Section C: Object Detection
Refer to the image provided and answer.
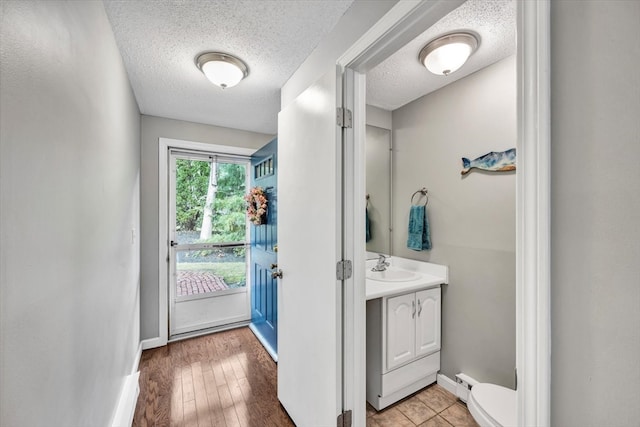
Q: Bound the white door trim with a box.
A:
[339,67,363,423]
[516,1,551,425]
[338,1,551,426]
[156,137,256,348]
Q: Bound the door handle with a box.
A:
[412,300,416,318]
[418,299,423,316]
[271,269,283,279]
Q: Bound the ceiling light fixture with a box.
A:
[196,52,249,89]
[419,32,479,76]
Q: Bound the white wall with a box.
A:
[281,0,398,108]
[550,1,640,425]
[1,1,141,425]
[366,104,392,130]
[139,115,272,340]
[391,56,516,387]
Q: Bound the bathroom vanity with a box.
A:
[365,257,448,410]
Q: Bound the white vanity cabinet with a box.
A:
[415,288,441,358]
[367,286,441,410]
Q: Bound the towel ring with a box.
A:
[411,188,429,206]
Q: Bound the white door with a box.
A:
[415,288,441,357]
[168,151,251,337]
[277,66,342,426]
[386,293,416,371]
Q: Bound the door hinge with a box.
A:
[336,260,353,280]
[337,409,352,427]
[336,107,353,128]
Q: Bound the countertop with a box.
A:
[366,271,444,300]
[364,257,447,300]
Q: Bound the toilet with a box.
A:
[467,383,516,427]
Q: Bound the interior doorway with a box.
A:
[337,1,551,425]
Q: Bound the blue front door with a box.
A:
[249,138,278,359]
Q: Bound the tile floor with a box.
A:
[367,384,479,427]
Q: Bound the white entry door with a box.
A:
[277,66,343,426]
[168,150,251,337]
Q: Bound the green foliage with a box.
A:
[175,159,247,242]
[211,194,245,242]
[175,159,210,231]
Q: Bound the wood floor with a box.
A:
[134,327,477,427]
[133,327,294,426]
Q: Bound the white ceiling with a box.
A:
[103,0,515,135]
[367,0,516,111]
[103,0,354,135]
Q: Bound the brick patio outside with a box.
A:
[177,270,229,296]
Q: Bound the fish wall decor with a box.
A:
[461,148,516,175]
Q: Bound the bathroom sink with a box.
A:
[366,267,418,282]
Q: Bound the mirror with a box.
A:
[365,124,392,254]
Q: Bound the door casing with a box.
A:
[156,138,257,347]
[168,150,251,338]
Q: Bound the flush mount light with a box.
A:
[196,52,248,89]
[419,32,479,76]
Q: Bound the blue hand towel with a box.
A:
[422,206,432,250]
[365,208,372,242]
[407,205,432,251]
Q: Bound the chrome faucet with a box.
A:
[371,254,390,272]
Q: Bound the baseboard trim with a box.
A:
[111,371,140,427]
[111,342,143,427]
[141,337,164,350]
[437,373,457,396]
[132,342,142,374]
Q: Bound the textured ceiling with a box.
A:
[367,0,516,112]
[103,0,515,134]
[103,0,354,134]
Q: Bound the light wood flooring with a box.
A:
[134,327,478,426]
[133,327,294,426]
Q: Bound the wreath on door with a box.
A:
[245,187,268,225]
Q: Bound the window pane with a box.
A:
[174,158,210,242]
[174,159,247,244]
[210,162,246,242]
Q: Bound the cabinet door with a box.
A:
[386,293,416,371]
[415,288,441,357]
